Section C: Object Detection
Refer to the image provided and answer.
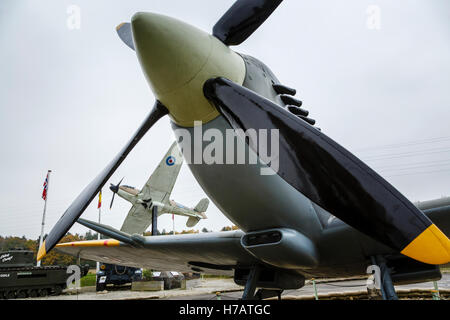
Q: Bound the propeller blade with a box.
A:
[37,101,168,261]
[109,177,124,209]
[213,0,283,46]
[203,77,450,265]
[116,22,135,50]
[109,192,116,210]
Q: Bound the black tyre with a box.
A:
[28,289,38,298]
[6,290,16,299]
[53,285,63,295]
[16,290,28,298]
[38,288,48,297]
[96,282,106,292]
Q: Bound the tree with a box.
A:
[221,226,240,232]
[177,229,199,234]
[84,230,97,240]
[0,232,98,267]
[40,233,83,266]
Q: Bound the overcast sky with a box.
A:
[0,0,449,239]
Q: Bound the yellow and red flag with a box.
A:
[97,190,102,209]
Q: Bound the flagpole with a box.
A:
[172,214,175,235]
[37,170,51,267]
[96,190,102,274]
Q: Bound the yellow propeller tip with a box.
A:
[116,23,126,31]
[401,224,450,265]
[37,241,47,261]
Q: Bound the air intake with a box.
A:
[241,228,319,269]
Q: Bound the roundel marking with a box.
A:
[166,156,176,166]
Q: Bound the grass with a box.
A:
[440,267,450,274]
[80,273,97,287]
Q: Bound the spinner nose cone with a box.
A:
[130,12,246,127]
[131,12,212,96]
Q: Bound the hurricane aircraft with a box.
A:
[78,142,208,238]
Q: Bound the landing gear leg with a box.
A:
[255,289,283,300]
[369,256,398,300]
[241,266,261,300]
[151,206,158,236]
[377,256,398,300]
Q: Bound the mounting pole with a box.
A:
[152,206,158,236]
[374,255,398,300]
[96,190,102,274]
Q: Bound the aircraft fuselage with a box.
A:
[171,53,450,277]
[116,186,205,220]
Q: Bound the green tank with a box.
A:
[0,249,86,299]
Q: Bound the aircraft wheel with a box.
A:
[16,290,28,298]
[6,290,16,299]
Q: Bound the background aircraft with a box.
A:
[105,141,208,234]
[38,0,449,300]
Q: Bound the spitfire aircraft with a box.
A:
[38,0,450,300]
[79,142,208,237]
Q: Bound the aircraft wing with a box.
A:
[139,141,183,204]
[119,141,183,234]
[120,205,151,235]
[55,231,256,275]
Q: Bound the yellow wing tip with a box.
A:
[37,241,46,261]
[56,239,120,248]
[401,224,450,265]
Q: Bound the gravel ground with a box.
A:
[17,274,450,300]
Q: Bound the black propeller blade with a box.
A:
[77,218,139,246]
[37,101,168,261]
[213,0,283,46]
[109,177,124,209]
[203,77,450,265]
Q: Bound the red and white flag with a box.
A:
[42,172,50,200]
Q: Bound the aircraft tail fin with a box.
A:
[194,198,209,215]
[186,216,201,228]
[185,199,209,227]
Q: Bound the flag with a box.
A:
[97,190,102,209]
[42,172,49,200]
